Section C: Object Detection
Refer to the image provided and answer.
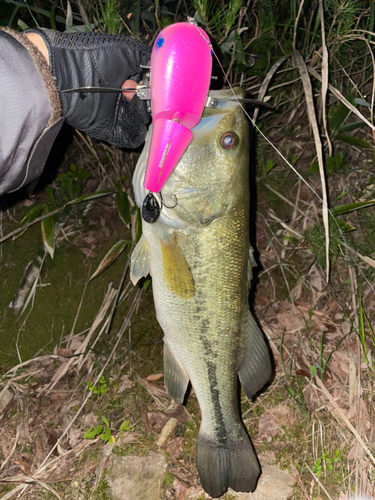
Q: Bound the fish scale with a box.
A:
[131,88,272,498]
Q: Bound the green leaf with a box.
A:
[329,101,352,135]
[335,133,374,150]
[354,98,371,108]
[309,365,317,378]
[45,186,57,208]
[330,199,375,216]
[336,220,355,232]
[20,204,45,225]
[66,0,73,30]
[89,240,129,281]
[101,416,110,427]
[220,29,236,54]
[17,19,29,30]
[120,420,133,432]
[131,206,143,243]
[135,208,143,242]
[116,188,131,225]
[265,158,277,173]
[84,425,103,439]
[338,120,366,133]
[143,278,151,291]
[100,427,112,442]
[41,208,55,259]
[233,33,246,66]
[67,189,115,206]
[65,24,96,32]
[5,0,66,23]
[194,11,204,24]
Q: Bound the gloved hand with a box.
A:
[26,28,151,149]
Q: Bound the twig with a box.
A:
[315,377,375,466]
[0,475,62,500]
[308,67,375,133]
[305,462,334,500]
[0,207,63,244]
[252,55,289,124]
[294,50,330,281]
[3,355,62,378]
[35,288,142,475]
[264,184,316,223]
[0,425,20,470]
[66,277,88,348]
[292,0,305,51]
[0,485,25,500]
[319,0,332,157]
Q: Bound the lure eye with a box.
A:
[220,132,237,150]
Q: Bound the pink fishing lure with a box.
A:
[144,21,212,193]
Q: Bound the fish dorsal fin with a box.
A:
[161,234,195,299]
[238,312,272,399]
[164,341,190,404]
[130,235,151,285]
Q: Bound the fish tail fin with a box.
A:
[196,429,260,498]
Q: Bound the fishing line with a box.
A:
[192,19,375,292]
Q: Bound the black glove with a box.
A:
[27,28,151,149]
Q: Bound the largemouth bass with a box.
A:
[131,88,271,498]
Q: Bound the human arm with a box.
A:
[0,28,151,196]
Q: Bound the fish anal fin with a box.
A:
[164,342,190,404]
[130,235,151,285]
[238,312,272,400]
[161,234,194,299]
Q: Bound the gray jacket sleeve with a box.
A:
[0,29,63,196]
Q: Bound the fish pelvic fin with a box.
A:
[164,341,190,404]
[238,312,272,400]
[196,429,260,498]
[130,235,151,285]
[161,234,194,299]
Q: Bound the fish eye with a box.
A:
[220,132,238,150]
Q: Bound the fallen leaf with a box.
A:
[116,374,135,393]
[146,373,164,382]
[258,404,295,441]
[68,427,82,449]
[173,477,188,496]
[157,417,178,447]
[35,433,45,464]
[55,347,73,357]
[14,458,32,475]
[0,388,13,414]
[147,411,170,432]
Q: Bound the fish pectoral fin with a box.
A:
[164,341,190,404]
[130,235,151,285]
[238,312,272,399]
[161,235,194,299]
